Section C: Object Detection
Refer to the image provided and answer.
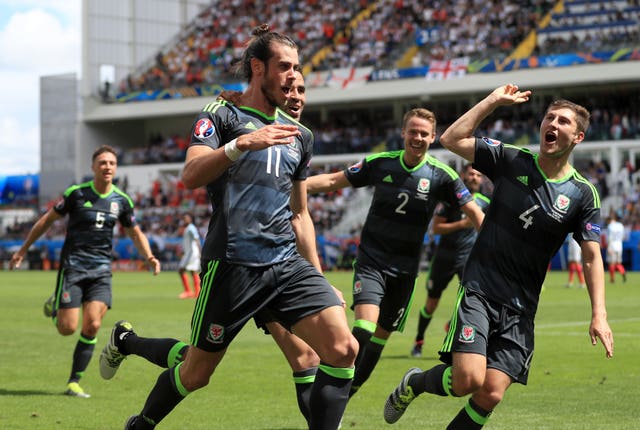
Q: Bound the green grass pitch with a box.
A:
[0,269,637,429]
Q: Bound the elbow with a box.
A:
[181,169,200,190]
[439,130,453,149]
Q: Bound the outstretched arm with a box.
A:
[431,214,467,235]
[581,239,613,358]
[440,84,532,162]
[10,208,62,269]
[306,171,351,195]
[460,200,485,231]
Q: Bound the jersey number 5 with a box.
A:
[95,212,106,229]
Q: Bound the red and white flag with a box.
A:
[326,67,373,89]
[426,57,469,80]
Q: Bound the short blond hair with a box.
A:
[402,108,436,130]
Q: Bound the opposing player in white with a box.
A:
[605,212,626,283]
[178,213,201,298]
[566,233,585,288]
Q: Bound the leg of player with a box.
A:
[413,268,454,357]
[191,270,201,297]
[349,303,378,395]
[178,267,194,299]
[127,347,226,429]
[446,368,511,429]
[412,296,440,357]
[384,351,489,425]
[63,301,106,398]
[350,324,391,397]
[99,320,189,379]
[292,305,358,430]
[266,321,320,425]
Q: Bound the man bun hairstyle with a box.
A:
[237,24,298,82]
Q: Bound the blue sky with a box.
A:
[0,0,80,175]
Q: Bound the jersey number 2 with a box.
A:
[395,192,409,214]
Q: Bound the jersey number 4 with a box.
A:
[518,205,539,229]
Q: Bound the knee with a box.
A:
[84,319,102,337]
[323,334,359,368]
[56,318,78,336]
[292,348,321,371]
[474,386,505,410]
[179,368,213,392]
[56,324,76,336]
[452,372,484,396]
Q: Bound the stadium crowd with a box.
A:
[115,0,640,95]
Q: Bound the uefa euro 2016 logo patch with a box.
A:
[482,137,501,146]
[194,118,215,139]
[348,161,363,173]
[586,223,601,234]
[459,325,475,343]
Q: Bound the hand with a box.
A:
[589,317,614,358]
[9,252,24,270]
[236,124,301,152]
[490,84,531,107]
[146,256,161,275]
[331,285,347,308]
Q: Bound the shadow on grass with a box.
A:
[0,388,61,396]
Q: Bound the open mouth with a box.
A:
[287,103,300,113]
[544,131,557,143]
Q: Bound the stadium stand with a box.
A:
[536,0,640,54]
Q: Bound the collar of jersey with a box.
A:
[399,150,430,172]
[237,105,277,122]
[533,153,576,183]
